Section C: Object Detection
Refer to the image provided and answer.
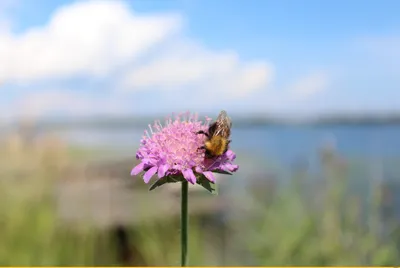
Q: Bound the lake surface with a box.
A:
[53,124,400,158]
[52,124,400,185]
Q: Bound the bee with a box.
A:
[197,110,232,158]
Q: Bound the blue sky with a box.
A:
[1,0,400,120]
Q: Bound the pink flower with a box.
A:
[131,112,238,186]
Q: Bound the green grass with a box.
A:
[1,133,400,266]
[237,179,399,266]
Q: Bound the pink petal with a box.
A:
[131,162,144,176]
[225,150,236,161]
[195,166,203,173]
[158,164,169,178]
[223,163,239,172]
[182,169,196,184]
[143,166,158,183]
[202,171,215,182]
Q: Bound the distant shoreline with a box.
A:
[4,115,400,131]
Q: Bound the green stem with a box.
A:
[181,180,189,266]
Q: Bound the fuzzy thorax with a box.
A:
[204,136,229,157]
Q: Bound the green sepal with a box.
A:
[196,174,218,195]
[212,169,233,175]
[149,175,183,191]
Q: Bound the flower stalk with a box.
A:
[181,180,188,266]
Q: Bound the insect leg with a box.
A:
[196,130,209,137]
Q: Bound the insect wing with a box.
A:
[214,110,232,138]
[207,121,218,137]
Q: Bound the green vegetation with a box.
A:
[1,131,400,266]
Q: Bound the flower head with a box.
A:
[131,112,238,186]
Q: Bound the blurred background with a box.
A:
[1,0,400,266]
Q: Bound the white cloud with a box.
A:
[14,91,90,118]
[121,40,274,98]
[0,0,181,83]
[9,90,131,120]
[1,0,274,99]
[2,0,276,119]
[287,71,330,100]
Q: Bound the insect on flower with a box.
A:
[196,110,232,159]
[130,111,238,191]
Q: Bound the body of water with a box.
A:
[52,124,400,183]
[54,124,400,159]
